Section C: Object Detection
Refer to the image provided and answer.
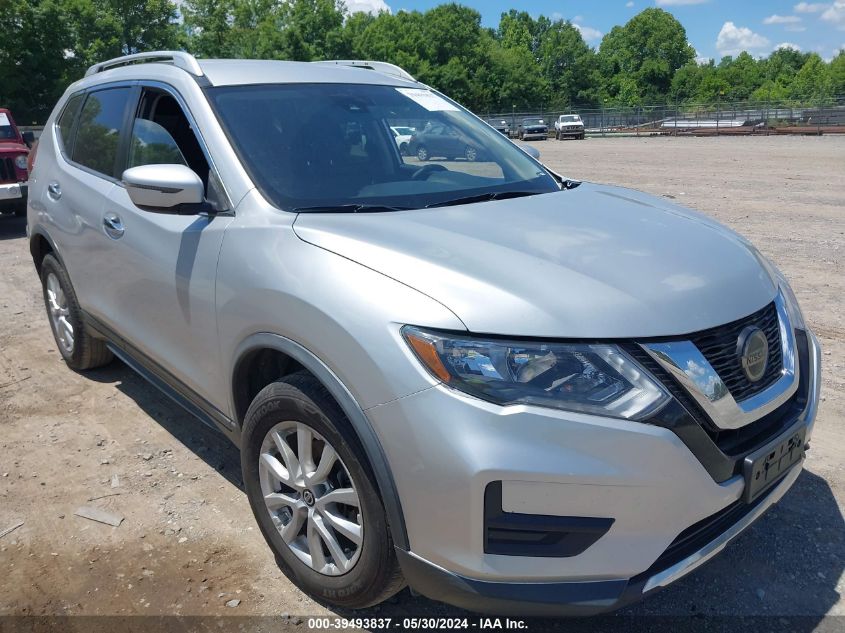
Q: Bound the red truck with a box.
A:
[0,108,34,216]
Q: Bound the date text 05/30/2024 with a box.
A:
[306,618,529,629]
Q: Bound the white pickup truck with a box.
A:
[554,113,585,140]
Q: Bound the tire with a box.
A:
[415,145,429,161]
[399,142,408,156]
[464,146,478,161]
[241,372,405,609]
[40,254,112,371]
[555,131,560,140]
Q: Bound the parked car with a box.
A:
[390,125,414,155]
[408,122,480,161]
[486,118,510,136]
[555,113,585,140]
[0,108,34,216]
[29,52,821,616]
[517,117,548,140]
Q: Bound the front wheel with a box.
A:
[415,145,429,161]
[241,373,405,608]
[464,145,478,161]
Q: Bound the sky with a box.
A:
[344,0,845,62]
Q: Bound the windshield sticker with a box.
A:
[396,88,459,112]
[0,113,9,126]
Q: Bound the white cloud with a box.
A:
[716,21,770,57]
[821,0,845,27]
[763,14,802,24]
[775,42,802,51]
[626,1,635,6]
[655,0,709,5]
[345,0,391,15]
[574,23,603,41]
[794,2,829,12]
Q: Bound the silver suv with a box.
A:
[28,52,821,615]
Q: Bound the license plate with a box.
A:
[0,184,21,200]
[743,425,805,503]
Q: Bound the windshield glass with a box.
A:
[561,115,581,122]
[0,112,16,140]
[208,83,557,211]
[522,118,545,126]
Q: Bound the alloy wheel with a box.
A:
[259,421,363,576]
[46,272,74,355]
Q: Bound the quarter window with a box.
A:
[72,88,132,177]
[56,94,84,155]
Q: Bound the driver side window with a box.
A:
[128,119,186,169]
[131,88,211,190]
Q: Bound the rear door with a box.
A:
[43,86,134,307]
[97,85,233,413]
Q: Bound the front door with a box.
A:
[96,86,233,413]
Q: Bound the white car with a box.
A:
[555,114,585,140]
[390,125,414,155]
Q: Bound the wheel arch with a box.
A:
[231,332,410,550]
[29,226,63,276]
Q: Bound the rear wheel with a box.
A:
[40,254,112,371]
[242,373,405,608]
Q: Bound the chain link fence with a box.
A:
[484,95,845,138]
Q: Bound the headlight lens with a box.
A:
[754,249,806,330]
[403,327,670,420]
[14,154,28,170]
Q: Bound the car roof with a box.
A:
[197,59,419,88]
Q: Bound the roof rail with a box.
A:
[313,60,416,83]
[85,51,204,78]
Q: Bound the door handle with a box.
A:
[103,212,125,240]
[47,182,61,200]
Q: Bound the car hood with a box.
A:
[0,142,28,153]
[292,183,776,338]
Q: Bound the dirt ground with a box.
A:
[0,136,843,631]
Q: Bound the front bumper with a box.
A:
[521,131,548,140]
[367,328,820,614]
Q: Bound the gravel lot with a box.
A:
[0,136,842,631]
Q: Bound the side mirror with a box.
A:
[515,143,541,160]
[22,131,35,148]
[122,164,204,212]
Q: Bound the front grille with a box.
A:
[0,157,16,183]
[688,302,783,402]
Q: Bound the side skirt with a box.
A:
[83,312,239,446]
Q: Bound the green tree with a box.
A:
[0,0,73,124]
[597,8,695,105]
[790,54,833,102]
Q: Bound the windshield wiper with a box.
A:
[293,204,412,213]
[424,190,538,209]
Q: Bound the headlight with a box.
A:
[14,155,28,170]
[402,327,670,420]
[753,249,806,330]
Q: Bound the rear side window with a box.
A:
[72,88,132,177]
[56,94,84,155]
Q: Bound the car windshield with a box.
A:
[0,112,16,140]
[522,118,545,126]
[208,83,557,212]
[561,115,581,122]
